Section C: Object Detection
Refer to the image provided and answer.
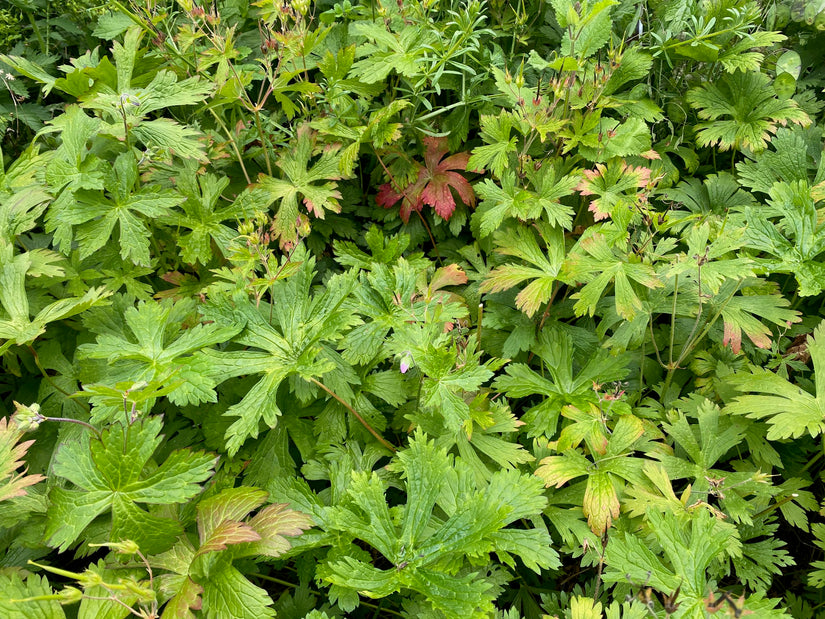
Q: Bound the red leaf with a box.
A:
[376,183,402,209]
[377,137,475,222]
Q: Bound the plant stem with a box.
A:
[28,345,91,414]
[208,109,251,184]
[309,377,397,452]
[476,303,484,351]
[44,416,102,439]
[372,147,442,264]
[25,11,47,54]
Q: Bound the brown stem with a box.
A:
[309,378,396,452]
[44,417,102,439]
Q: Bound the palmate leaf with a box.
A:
[660,171,753,219]
[198,248,358,455]
[313,99,410,176]
[154,487,312,619]
[80,27,212,160]
[432,396,534,484]
[650,397,772,524]
[0,146,51,243]
[494,326,629,437]
[603,509,742,614]
[564,229,662,320]
[338,258,420,365]
[377,137,476,222]
[78,297,242,410]
[349,21,435,83]
[164,163,255,265]
[234,126,345,248]
[394,317,494,434]
[334,225,426,272]
[577,117,653,162]
[0,245,110,355]
[744,180,825,296]
[7,29,211,161]
[725,320,825,440]
[480,222,566,317]
[0,573,66,619]
[472,165,578,238]
[711,277,799,353]
[467,111,519,179]
[56,151,184,266]
[577,159,651,222]
[0,415,44,503]
[535,414,645,534]
[686,70,810,152]
[736,127,817,194]
[45,416,217,554]
[318,433,558,618]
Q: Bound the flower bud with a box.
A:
[12,401,44,432]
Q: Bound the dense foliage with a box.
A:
[1,0,825,616]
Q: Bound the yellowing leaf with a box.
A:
[0,416,44,503]
[583,470,620,535]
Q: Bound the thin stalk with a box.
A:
[667,274,678,368]
[208,109,251,184]
[801,449,823,473]
[476,303,484,351]
[663,275,737,399]
[648,319,665,368]
[28,345,73,400]
[42,416,101,438]
[415,209,442,265]
[250,573,298,588]
[25,11,47,54]
[252,108,273,176]
[309,377,397,452]
[414,99,469,123]
[659,25,747,52]
[639,337,646,393]
[752,493,799,519]
[373,148,442,264]
[673,261,705,369]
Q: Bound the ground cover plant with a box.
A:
[0,0,825,616]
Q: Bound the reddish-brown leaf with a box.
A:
[377,137,475,222]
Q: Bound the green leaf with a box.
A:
[166,163,256,265]
[349,22,435,83]
[725,320,825,439]
[604,509,741,614]
[199,249,358,455]
[201,566,276,619]
[156,486,310,619]
[45,416,217,553]
[494,326,628,437]
[318,432,557,616]
[582,470,619,535]
[0,246,110,353]
[56,152,184,265]
[565,230,662,320]
[687,70,810,152]
[737,127,816,194]
[236,126,345,247]
[0,573,66,619]
[481,222,566,317]
[79,297,242,410]
[467,112,518,179]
